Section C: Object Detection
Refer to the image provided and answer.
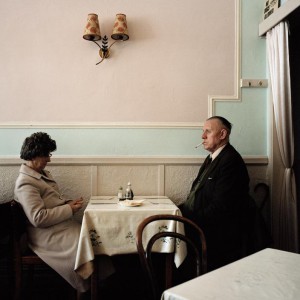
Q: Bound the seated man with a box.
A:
[180,116,251,271]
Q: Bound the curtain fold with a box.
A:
[267,22,298,252]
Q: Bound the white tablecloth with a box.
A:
[161,248,300,300]
[75,196,187,279]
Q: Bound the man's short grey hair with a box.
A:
[207,116,232,135]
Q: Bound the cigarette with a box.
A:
[195,143,202,149]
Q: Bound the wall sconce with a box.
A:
[83,13,129,65]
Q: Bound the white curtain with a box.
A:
[267,22,298,252]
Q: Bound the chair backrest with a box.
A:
[10,200,46,300]
[254,182,270,212]
[10,201,76,300]
[10,200,31,262]
[10,200,28,244]
[10,200,45,264]
[0,201,11,255]
[136,214,207,300]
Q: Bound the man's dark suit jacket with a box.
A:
[181,143,250,271]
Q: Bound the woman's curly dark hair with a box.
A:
[20,132,57,160]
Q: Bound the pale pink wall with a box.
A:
[0,0,236,124]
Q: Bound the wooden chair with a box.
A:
[254,182,270,212]
[241,184,273,257]
[10,200,76,300]
[0,201,13,299]
[136,214,207,300]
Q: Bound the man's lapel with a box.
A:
[196,145,230,189]
[196,158,216,189]
[191,155,212,190]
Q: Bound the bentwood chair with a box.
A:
[10,200,76,300]
[136,214,207,300]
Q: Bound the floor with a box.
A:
[100,255,150,300]
[0,254,150,300]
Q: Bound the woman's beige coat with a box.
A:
[14,164,89,292]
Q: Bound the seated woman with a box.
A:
[14,132,90,294]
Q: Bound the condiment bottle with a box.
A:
[118,186,123,199]
[125,182,134,200]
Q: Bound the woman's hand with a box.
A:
[68,197,84,214]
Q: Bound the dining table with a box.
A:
[74,196,187,281]
[161,248,300,300]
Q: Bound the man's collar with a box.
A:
[211,143,228,161]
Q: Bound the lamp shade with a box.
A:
[83,13,101,41]
[111,14,129,41]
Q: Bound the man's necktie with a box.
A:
[183,155,212,211]
[197,155,212,183]
[205,156,212,168]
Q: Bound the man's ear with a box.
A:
[220,129,228,140]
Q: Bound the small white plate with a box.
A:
[119,199,145,207]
